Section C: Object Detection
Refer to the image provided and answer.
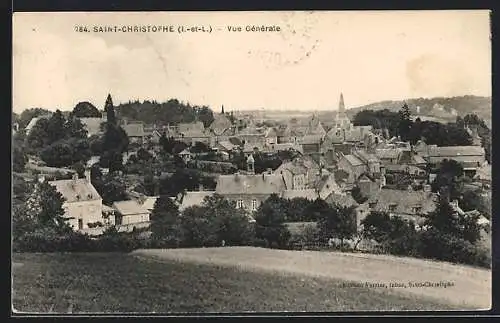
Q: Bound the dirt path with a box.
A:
[132,247,491,310]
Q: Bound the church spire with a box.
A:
[338,93,345,113]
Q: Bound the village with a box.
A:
[12,92,492,254]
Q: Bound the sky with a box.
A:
[12,10,491,113]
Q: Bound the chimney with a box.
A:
[84,168,91,183]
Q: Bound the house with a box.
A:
[426,146,486,171]
[324,192,368,229]
[337,154,366,183]
[282,189,319,201]
[357,174,382,197]
[122,121,145,144]
[177,121,211,145]
[314,173,343,200]
[364,187,437,224]
[46,169,104,231]
[305,114,327,136]
[352,150,383,176]
[300,134,324,155]
[215,171,286,213]
[375,149,402,165]
[112,199,151,226]
[209,109,233,137]
[79,117,107,137]
[385,164,427,178]
[178,191,216,211]
[275,155,325,190]
[264,127,278,145]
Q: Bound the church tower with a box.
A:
[334,92,352,130]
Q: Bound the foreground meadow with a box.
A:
[11,251,465,313]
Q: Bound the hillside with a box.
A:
[13,252,460,313]
[345,95,491,125]
[134,247,491,310]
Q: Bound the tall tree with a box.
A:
[150,195,181,245]
[398,103,412,141]
[46,110,67,144]
[64,117,88,139]
[104,94,116,126]
[254,194,291,248]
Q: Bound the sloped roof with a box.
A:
[48,178,101,203]
[353,150,379,163]
[123,123,145,137]
[25,114,52,132]
[179,191,215,211]
[217,141,238,151]
[216,174,286,195]
[342,154,364,167]
[178,121,205,133]
[282,189,319,201]
[375,149,401,160]
[325,192,359,209]
[428,146,485,157]
[301,134,323,145]
[209,113,232,135]
[80,117,105,137]
[142,196,159,211]
[113,200,149,216]
[366,189,436,216]
[412,155,427,165]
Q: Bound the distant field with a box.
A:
[12,252,463,314]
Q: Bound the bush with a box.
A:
[13,230,146,253]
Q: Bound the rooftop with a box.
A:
[48,178,101,203]
[216,173,286,195]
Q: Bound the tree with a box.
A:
[40,138,91,168]
[178,206,218,247]
[92,171,128,205]
[25,181,72,234]
[64,116,88,139]
[13,146,28,172]
[73,101,101,118]
[26,118,51,151]
[398,103,412,141]
[18,108,52,129]
[316,202,357,246]
[351,186,368,204]
[150,195,180,245]
[104,94,116,126]
[431,159,464,201]
[419,195,483,264]
[203,194,255,246]
[254,194,291,248]
[46,110,67,144]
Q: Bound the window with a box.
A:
[78,219,83,230]
[251,199,258,211]
[236,200,244,209]
[388,204,397,212]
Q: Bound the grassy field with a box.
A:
[12,252,460,314]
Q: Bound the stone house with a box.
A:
[47,169,104,231]
[112,199,151,226]
[215,171,287,213]
[122,121,145,144]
